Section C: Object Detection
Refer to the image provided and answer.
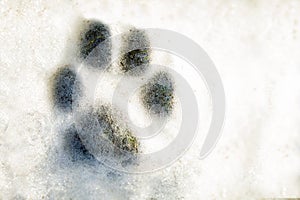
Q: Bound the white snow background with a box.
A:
[0,0,299,199]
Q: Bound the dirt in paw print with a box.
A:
[120,28,151,75]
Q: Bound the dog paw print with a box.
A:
[49,19,175,168]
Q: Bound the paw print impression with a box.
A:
[49,18,176,170]
[141,71,174,116]
[79,20,112,69]
[51,65,82,113]
[120,28,151,75]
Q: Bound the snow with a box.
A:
[0,0,299,199]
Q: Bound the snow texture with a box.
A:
[0,0,299,199]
